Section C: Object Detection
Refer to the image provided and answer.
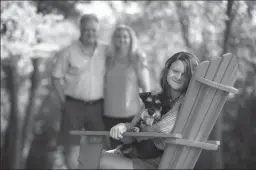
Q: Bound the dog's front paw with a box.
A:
[130,127,140,132]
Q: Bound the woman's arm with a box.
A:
[136,51,160,93]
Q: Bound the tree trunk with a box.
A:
[212,0,234,169]
[1,59,22,168]
[21,58,41,168]
[222,0,235,55]
[176,1,192,49]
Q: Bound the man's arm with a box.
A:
[51,49,69,105]
[52,77,65,104]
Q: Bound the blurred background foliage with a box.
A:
[1,1,255,169]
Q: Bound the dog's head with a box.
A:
[139,92,162,116]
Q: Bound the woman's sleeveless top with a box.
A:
[104,60,142,118]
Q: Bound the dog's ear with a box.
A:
[151,94,162,111]
[139,92,151,103]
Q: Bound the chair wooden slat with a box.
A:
[166,138,219,150]
[70,130,182,139]
[195,76,239,94]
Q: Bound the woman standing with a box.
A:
[104,24,158,148]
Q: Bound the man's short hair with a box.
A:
[80,14,99,25]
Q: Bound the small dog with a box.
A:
[130,92,163,132]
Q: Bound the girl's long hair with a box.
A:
[160,52,199,98]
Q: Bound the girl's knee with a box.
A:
[99,152,133,169]
[99,153,115,169]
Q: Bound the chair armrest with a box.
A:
[195,76,239,94]
[70,130,182,139]
[166,138,220,150]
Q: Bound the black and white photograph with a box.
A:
[1,0,255,169]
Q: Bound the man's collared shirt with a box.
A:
[52,40,108,101]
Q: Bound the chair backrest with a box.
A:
[158,53,239,169]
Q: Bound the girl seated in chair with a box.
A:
[99,52,198,169]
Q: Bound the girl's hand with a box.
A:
[110,123,127,140]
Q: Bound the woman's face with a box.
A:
[113,28,131,50]
[167,60,190,91]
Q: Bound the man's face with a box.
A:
[167,60,189,91]
[80,20,100,45]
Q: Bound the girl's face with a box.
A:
[113,28,131,51]
[167,60,190,91]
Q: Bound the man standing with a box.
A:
[52,14,108,169]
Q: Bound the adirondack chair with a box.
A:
[70,53,239,169]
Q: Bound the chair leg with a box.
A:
[78,135,104,169]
